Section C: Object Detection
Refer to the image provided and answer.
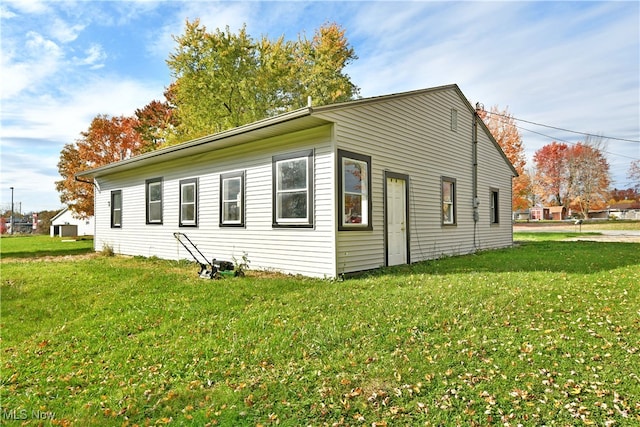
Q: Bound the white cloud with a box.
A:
[0,31,64,99]
[1,74,164,211]
[2,0,50,15]
[73,44,107,69]
[0,4,18,19]
[49,16,86,43]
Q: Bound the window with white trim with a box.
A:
[442,177,456,225]
[179,178,198,227]
[111,190,122,228]
[338,150,372,230]
[272,150,313,227]
[146,178,163,224]
[220,171,244,227]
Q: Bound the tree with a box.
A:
[166,20,359,143]
[294,22,359,106]
[56,115,146,217]
[520,168,538,208]
[533,139,610,217]
[609,187,639,202]
[533,141,569,208]
[628,159,640,192]
[35,209,59,235]
[478,106,528,210]
[134,98,176,150]
[566,137,610,217]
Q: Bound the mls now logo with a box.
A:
[2,408,55,420]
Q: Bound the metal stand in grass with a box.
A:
[173,232,234,279]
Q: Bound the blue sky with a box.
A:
[1,0,639,213]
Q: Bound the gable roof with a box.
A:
[50,207,69,222]
[77,84,517,179]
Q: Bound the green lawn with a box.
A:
[514,232,603,241]
[1,235,94,259]
[1,236,639,425]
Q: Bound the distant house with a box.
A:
[607,202,640,220]
[77,84,517,278]
[549,206,567,221]
[529,206,550,221]
[50,208,94,237]
[528,206,568,221]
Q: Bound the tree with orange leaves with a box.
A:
[56,115,147,218]
[534,141,570,208]
[566,137,610,217]
[134,97,176,150]
[478,106,528,210]
[534,138,610,217]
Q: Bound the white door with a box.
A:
[387,177,407,266]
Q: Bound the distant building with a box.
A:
[526,206,567,221]
[50,207,94,237]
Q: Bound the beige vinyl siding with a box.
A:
[95,125,336,278]
[475,121,515,248]
[316,87,514,274]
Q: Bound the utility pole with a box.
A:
[10,186,14,235]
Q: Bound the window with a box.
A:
[146,178,163,224]
[179,178,198,227]
[338,150,372,230]
[451,108,458,132]
[441,177,456,225]
[490,189,499,224]
[220,171,244,227]
[272,149,313,227]
[111,190,122,228]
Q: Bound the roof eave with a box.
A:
[77,106,316,179]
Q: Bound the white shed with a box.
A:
[50,207,94,237]
[77,84,517,278]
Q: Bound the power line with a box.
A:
[484,110,640,144]
[516,123,639,161]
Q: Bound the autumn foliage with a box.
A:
[56,115,149,217]
[479,106,528,210]
[533,139,610,218]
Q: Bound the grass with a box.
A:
[514,232,603,241]
[1,236,639,425]
[1,235,94,259]
[515,220,640,231]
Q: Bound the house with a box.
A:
[50,207,94,237]
[549,206,567,221]
[512,209,530,221]
[605,202,640,220]
[529,206,568,221]
[76,84,517,278]
[529,206,548,221]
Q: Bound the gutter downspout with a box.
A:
[472,103,481,223]
[472,103,482,250]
